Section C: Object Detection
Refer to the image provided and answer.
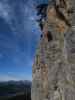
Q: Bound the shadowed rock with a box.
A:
[32,0,75,100]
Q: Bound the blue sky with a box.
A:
[0,0,48,81]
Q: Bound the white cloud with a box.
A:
[0,2,12,22]
[0,74,20,82]
[0,0,39,81]
[0,72,32,82]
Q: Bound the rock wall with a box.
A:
[31,0,75,100]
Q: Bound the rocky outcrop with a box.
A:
[32,0,75,100]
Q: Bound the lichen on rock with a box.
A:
[31,0,75,100]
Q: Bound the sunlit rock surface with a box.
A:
[32,0,75,100]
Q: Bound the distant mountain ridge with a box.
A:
[0,80,31,96]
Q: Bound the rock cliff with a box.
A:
[32,0,75,100]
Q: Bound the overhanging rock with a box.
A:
[32,0,75,100]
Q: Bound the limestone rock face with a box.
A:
[31,0,75,100]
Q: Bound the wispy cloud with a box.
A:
[0,0,41,64]
[0,72,32,81]
[0,74,20,82]
[0,0,47,81]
